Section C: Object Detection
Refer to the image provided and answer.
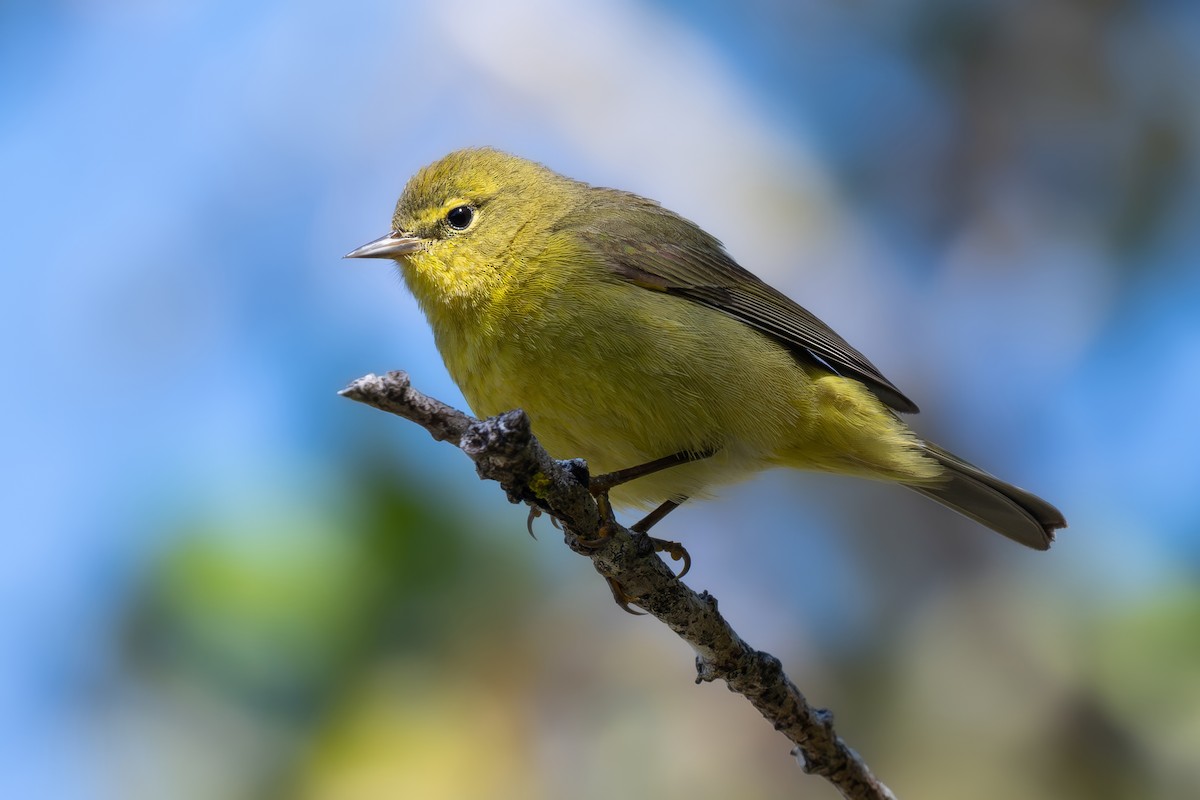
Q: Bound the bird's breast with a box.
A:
[425,279,821,508]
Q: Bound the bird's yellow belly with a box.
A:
[440,288,825,508]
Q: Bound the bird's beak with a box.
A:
[344,232,423,259]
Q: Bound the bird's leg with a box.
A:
[580,449,715,613]
[583,447,712,542]
[632,499,691,579]
[631,498,681,533]
[588,448,714,494]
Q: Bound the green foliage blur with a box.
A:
[110,450,1200,799]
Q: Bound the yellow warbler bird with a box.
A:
[348,148,1065,549]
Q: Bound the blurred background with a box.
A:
[3,1,1199,798]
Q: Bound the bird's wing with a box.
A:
[566,192,919,413]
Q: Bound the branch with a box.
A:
[340,370,898,800]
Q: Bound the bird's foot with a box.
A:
[644,535,691,579]
[525,506,562,538]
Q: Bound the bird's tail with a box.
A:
[908,443,1066,550]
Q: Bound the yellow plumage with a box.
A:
[348,148,1065,548]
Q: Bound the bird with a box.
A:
[347,147,1066,553]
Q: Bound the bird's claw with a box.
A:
[573,490,617,550]
[604,577,645,615]
[526,506,564,539]
[646,535,691,579]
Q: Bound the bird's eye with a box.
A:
[445,205,474,230]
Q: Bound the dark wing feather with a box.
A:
[565,190,920,414]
